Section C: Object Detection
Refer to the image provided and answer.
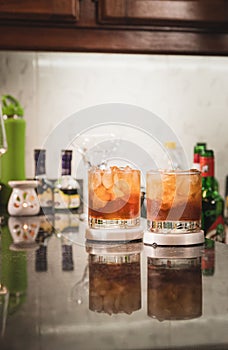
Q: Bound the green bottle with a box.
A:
[193,142,219,191]
[0,95,26,208]
[200,150,225,242]
[193,142,207,170]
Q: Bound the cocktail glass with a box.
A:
[88,166,141,229]
[147,169,201,233]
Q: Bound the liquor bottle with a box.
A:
[200,149,225,242]
[193,142,207,170]
[34,149,53,214]
[54,150,80,212]
[193,142,219,191]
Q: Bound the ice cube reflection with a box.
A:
[86,242,142,315]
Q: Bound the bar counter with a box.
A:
[0,213,228,350]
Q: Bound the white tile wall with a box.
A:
[0,51,228,195]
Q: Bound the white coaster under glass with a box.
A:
[143,230,205,246]
[86,226,144,242]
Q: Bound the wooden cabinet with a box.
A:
[0,0,228,55]
[98,0,228,27]
[0,0,79,23]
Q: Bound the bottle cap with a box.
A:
[194,143,206,155]
[196,142,207,148]
[1,95,24,117]
[200,149,214,158]
[193,143,207,164]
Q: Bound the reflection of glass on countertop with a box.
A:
[87,241,142,315]
[85,241,143,257]
[147,244,202,321]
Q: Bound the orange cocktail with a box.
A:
[147,169,202,232]
[88,166,140,228]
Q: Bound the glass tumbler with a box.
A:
[147,169,202,233]
[88,166,141,229]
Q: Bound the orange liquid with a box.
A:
[147,198,202,221]
[89,194,140,220]
[88,166,140,221]
[146,170,202,222]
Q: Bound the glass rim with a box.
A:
[146,169,201,175]
[88,166,140,173]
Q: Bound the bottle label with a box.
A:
[200,156,214,177]
[69,195,80,209]
[54,189,80,210]
[54,189,64,209]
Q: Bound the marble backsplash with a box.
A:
[0,51,228,195]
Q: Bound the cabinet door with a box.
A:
[98,0,228,27]
[0,0,79,23]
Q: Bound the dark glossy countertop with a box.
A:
[0,213,228,350]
